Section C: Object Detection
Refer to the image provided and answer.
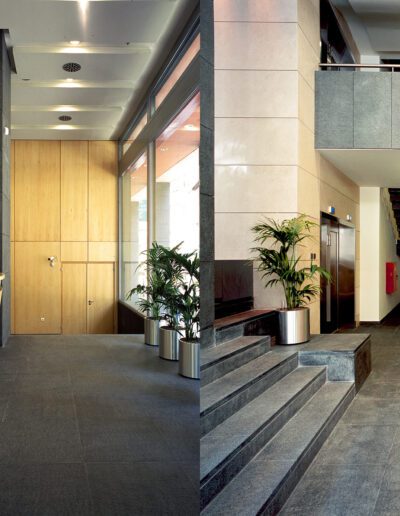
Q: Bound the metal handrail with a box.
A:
[320,63,400,72]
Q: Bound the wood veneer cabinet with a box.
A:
[11,140,118,335]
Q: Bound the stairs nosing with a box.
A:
[200,366,327,486]
[200,351,298,417]
[201,336,269,371]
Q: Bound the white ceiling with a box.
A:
[321,149,400,187]
[333,0,400,57]
[0,0,197,140]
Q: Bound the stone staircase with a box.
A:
[200,320,356,515]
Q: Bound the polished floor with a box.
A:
[281,308,400,515]
[0,334,199,515]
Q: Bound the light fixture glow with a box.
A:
[66,78,74,82]
[183,124,199,132]
[70,41,81,46]
[55,124,76,130]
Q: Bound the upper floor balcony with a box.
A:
[315,64,400,186]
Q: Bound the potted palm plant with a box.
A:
[127,244,166,347]
[251,215,330,345]
[158,244,184,361]
[165,247,200,378]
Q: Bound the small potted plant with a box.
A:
[167,247,200,378]
[251,215,330,345]
[127,244,166,347]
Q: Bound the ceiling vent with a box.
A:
[58,115,72,122]
[62,62,81,73]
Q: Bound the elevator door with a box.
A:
[320,214,355,333]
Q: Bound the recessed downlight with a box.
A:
[58,115,72,122]
[62,62,81,73]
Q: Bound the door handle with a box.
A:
[48,256,57,268]
[88,300,94,306]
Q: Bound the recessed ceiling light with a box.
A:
[70,41,81,46]
[63,62,81,73]
[183,124,199,132]
[58,115,72,122]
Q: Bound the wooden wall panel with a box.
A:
[87,263,115,334]
[88,141,118,242]
[15,141,61,242]
[15,242,61,334]
[12,140,118,335]
[88,242,117,262]
[10,140,14,242]
[61,141,88,242]
[62,263,87,334]
[61,242,88,262]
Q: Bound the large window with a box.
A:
[155,93,200,252]
[121,152,148,308]
[119,16,200,308]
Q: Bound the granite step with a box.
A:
[201,350,298,435]
[202,381,355,516]
[200,366,327,508]
[201,336,271,387]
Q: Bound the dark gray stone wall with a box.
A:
[200,0,215,349]
[316,71,400,150]
[0,32,11,346]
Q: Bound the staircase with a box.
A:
[200,321,355,515]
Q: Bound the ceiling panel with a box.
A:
[0,1,179,45]
[14,52,151,81]
[11,110,121,126]
[12,85,133,105]
[0,0,198,140]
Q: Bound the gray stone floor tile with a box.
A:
[0,463,92,516]
[0,334,198,513]
[341,396,400,425]
[87,461,198,516]
[281,464,385,516]
[314,423,396,465]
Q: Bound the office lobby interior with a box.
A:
[0,0,202,514]
[3,0,400,515]
[199,0,400,515]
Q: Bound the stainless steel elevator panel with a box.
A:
[320,214,355,333]
[338,222,355,328]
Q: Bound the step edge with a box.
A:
[201,382,355,515]
[200,352,298,417]
[200,336,270,371]
[261,382,355,515]
[200,367,327,486]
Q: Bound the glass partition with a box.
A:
[155,34,200,109]
[121,152,148,308]
[155,92,200,252]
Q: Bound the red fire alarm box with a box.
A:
[386,262,398,294]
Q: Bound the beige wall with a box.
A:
[360,187,400,322]
[214,0,360,332]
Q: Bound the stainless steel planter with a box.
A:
[159,327,179,361]
[278,307,310,345]
[144,317,160,346]
[179,339,200,379]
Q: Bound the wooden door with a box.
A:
[14,242,61,334]
[87,263,115,334]
[62,263,87,334]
